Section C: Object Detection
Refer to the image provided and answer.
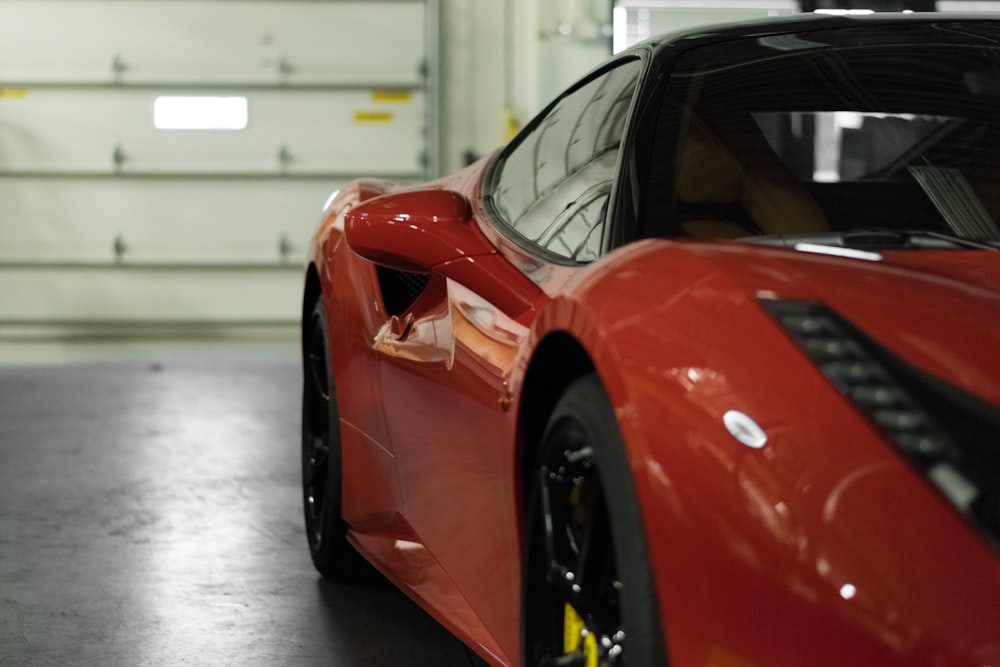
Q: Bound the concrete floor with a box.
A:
[0,338,481,666]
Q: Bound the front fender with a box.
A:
[519,240,1000,666]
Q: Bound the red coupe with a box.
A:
[301,14,1000,666]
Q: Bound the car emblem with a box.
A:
[723,410,768,449]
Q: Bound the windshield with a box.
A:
[656,24,1000,249]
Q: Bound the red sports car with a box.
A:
[301,14,1000,666]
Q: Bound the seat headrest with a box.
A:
[676,112,828,237]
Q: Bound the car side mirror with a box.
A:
[344,188,538,319]
[344,189,494,273]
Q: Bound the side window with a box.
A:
[492,59,642,262]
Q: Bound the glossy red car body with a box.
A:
[303,14,1000,667]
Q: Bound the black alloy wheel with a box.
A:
[301,297,365,579]
[523,374,666,667]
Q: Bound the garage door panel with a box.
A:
[0,0,433,326]
[0,89,425,174]
[0,2,425,86]
[0,268,304,323]
[0,180,338,264]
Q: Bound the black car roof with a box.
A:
[633,12,1000,57]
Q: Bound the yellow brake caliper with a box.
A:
[564,603,598,667]
[563,476,598,665]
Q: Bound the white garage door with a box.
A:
[0,0,435,332]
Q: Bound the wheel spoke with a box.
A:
[307,348,330,404]
[538,465,585,601]
[538,467,563,578]
[306,441,329,487]
[573,483,616,615]
[573,478,598,588]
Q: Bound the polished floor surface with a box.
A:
[0,337,481,666]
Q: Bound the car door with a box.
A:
[374,57,644,654]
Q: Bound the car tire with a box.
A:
[301,296,367,580]
[523,373,667,667]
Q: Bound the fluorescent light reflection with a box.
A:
[613,6,628,53]
[794,243,883,262]
[154,96,248,130]
[322,189,341,212]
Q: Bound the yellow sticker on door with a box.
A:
[0,89,27,99]
[353,111,394,124]
[372,90,412,103]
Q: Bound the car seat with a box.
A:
[675,111,828,239]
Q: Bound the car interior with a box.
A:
[667,41,1000,247]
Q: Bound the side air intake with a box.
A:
[762,298,1000,549]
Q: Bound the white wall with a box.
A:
[437,0,612,173]
[438,0,508,171]
[435,0,826,173]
